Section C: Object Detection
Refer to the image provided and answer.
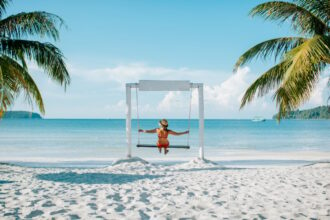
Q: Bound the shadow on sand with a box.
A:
[0,180,14,184]
[36,172,163,184]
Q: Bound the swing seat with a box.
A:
[136,144,190,149]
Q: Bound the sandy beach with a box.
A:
[1,158,329,219]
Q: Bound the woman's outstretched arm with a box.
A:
[168,130,189,136]
[139,128,157,133]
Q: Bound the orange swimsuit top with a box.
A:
[157,129,168,138]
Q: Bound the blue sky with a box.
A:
[8,0,329,118]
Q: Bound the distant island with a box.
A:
[273,106,330,119]
[2,111,42,119]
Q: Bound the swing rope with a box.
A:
[136,86,140,145]
[187,87,192,146]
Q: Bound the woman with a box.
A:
[139,119,189,155]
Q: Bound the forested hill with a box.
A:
[2,111,42,119]
[273,106,330,119]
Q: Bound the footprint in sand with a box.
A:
[115,203,125,212]
[107,192,122,202]
[50,209,67,215]
[25,210,44,219]
[42,200,56,207]
[14,191,22,195]
[139,192,150,204]
[187,192,195,197]
[324,183,330,189]
[87,202,98,210]
[69,199,77,205]
[86,189,97,194]
[69,214,81,219]
[29,199,41,207]
[139,210,150,220]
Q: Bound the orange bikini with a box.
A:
[156,129,169,148]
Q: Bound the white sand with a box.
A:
[1,158,329,219]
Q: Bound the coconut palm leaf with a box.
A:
[0,0,10,18]
[250,1,328,35]
[274,62,324,119]
[0,64,18,112]
[0,12,65,41]
[3,56,44,112]
[0,38,70,87]
[236,0,329,121]
[234,37,306,72]
[295,0,330,24]
[0,0,68,117]
[284,35,329,84]
[240,60,291,108]
[0,55,44,113]
[275,36,329,110]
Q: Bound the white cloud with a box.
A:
[157,91,191,112]
[157,91,178,112]
[154,66,276,118]
[304,75,329,107]
[105,99,156,118]
[104,100,126,111]
[204,67,250,108]
[157,67,251,110]
[69,62,226,88]
[17,62,329,118]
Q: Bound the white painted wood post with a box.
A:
[126,84,132,158]
[198,84,204,159]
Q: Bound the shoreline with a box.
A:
[1,149,329,167]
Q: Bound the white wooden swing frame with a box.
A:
[126,80,204,159]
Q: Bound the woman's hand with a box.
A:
[138,129,144,133]
[185,130,190,134]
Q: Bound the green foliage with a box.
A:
[272,105,330,119]
[250,1,328,35]
[0,0,69,116]
[234,37,306,71]
[235,0,330,121]
[2,110,42,119]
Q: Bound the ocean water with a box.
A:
[0,119,329,167]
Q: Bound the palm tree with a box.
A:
[0,0,69,117]
[234,0,329,120]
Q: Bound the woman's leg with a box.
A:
[164,147,169,155]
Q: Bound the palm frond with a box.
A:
[284,35,329,81]
[0,12,65,41]
[0,56,45,114]
[0,84,15,113]
[273,86,291,120]
[295,0,330,25]
[0,38,70,87]
[0,1,68,116]
[273,35,329,120]
[0,0,10,18]
[238,0,330,122]
[234,37,306,72]
[250,1,328,35]
[273,62,325,120]
[240,60,291,108]
[0,63,18,112]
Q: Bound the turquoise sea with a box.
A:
[0,119,329,167]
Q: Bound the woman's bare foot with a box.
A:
[165,149,169,155]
